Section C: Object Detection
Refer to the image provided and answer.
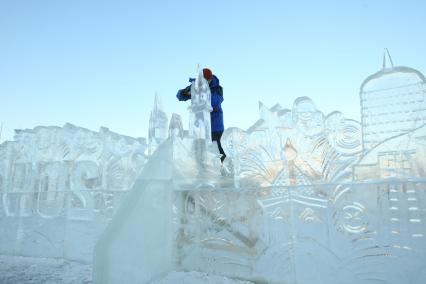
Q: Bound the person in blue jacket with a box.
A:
[176,68,226,163]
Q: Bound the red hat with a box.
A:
[203,68,213,81]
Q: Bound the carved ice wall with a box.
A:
[221,97,363,188]
[172,181,426,284]
[0,123,148,261]
[221,62,426,185]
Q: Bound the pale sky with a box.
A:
[1,0,425,142]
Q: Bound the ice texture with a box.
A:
[149,94,169,154]
[360,56,426,153]
[93,62,426,284]
[168,113,184,139]
[222,97,363,188]
[189,69,213,142]
[2,57,426,284]
[0,123,147,262]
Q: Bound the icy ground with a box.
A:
[149,271,254,284]
[0,255,253,284]
[0,255,92,284]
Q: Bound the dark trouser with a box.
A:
[212,131,226,163]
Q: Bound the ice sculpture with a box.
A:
[188,70,213,142]
[360,50,426,153]
[94,60,426,284]
[0,124,147,261]
[168,113,184,139]
[354,124,426,179]
[222,97,363,187]
[1,55,425,283]
[148,94,169,154]
[184,70,215,176]
[170,181,426,284]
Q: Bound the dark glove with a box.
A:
[181,85,191,96]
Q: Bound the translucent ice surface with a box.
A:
[149,94,169,154]
[94,63,426,284]
[188,69,213,142]
[2,59,426,284]
[0,124,147,262]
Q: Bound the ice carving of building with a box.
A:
[353,123,426,180]
[360,50,426,153]
[168,113,184,139]
[188,70,213,143]
[354,51,426,180]
[148,94,169,154]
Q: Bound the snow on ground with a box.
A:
[0,255,92,284]
[0,255,253,284]
[149,271,254,284]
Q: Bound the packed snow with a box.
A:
[0,255,92,284]
[0,255,253,284]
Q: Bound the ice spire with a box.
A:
[153,93,163,115]
[168,113,184,139]
[148,93,168,154]
[382,48,394,69]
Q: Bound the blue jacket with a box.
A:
[176,75,224,132]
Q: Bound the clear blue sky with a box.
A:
[1,0,425,142]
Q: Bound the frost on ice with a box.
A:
[1,54,426,284]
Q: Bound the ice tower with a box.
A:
[188,70,213,143]
[360,49,426,153]
[168,113,184,139]
[148,94,168,154]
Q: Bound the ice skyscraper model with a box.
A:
[360,49,426,153]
